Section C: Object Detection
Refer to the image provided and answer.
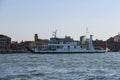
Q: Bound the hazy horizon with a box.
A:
[0,0,120,41]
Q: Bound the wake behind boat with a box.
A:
[29,31,106,53]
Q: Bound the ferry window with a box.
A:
[67,42,70,44]
[57,46,60,48]
[68,46,70,49]
[74,46,76,48]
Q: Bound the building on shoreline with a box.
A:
[10,41,36,53]
[0,34,11,53]
[1,33,120,53]
[93,33,120,52]
[114,33,120,42]
[34,34,49,49]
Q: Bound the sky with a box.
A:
[0,0,120,41]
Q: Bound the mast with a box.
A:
[52,29,57,38]
[85,27,89,39]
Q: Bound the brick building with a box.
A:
[0,34,11,52]
[34,34,49,49]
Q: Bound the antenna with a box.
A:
[52,29,57,38]
[85,27,89,38]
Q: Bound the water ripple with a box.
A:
[0,52,120,80]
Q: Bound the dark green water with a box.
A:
[0,52,120,80]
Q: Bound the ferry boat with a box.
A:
[30,31,106,53]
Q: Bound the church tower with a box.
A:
[34,34,38,42]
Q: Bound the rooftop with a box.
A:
[0,34,11,39]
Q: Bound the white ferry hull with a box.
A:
[30,49,106,53]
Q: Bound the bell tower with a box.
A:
[34,34,38,42]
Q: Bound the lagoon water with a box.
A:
[0,52,120,80]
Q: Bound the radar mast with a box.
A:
[52,29,57,38]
